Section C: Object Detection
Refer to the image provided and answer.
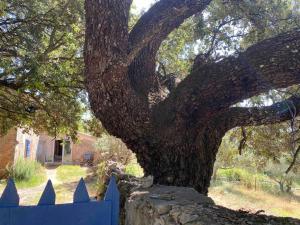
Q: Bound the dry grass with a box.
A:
[209,183,300,219]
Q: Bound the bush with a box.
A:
[259,180,278,193]
[95,161,107,197]
[95,134,133,165]
[6,158,42,181]
[125,162,144,177]
[217,168,249,182]
[216,167,279,193]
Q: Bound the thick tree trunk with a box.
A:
[126,126,224,194]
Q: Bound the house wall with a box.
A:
[36,133,99,165]
[0,129,17,178]
[0,128,100,170]
[71,133,99,164]
[36,134,73,164]
[36,134,55,163]
[15,129,40,161]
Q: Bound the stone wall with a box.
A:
[0,129,17,178]
[125,185,300,225]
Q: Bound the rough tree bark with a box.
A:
[84,0,300,195]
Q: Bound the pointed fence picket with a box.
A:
[0,177,120,225]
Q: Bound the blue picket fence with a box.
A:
[0,177,120,225]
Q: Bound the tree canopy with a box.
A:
[0,0,85,138]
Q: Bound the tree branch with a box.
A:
[0,79,22,90]
[84,0,152,138]
[84,0,132,76]
[159,29,300,124]
[127,0,211,97]
[128,0,211,64]
[0,48,18,57]
[220,96,300,130]
[286,144,300,174]
[238,127,247,155]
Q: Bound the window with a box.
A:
[64,140,71,155]
[25,139,31,158]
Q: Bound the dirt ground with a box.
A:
[209,183,300,219]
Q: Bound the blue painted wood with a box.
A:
[73,178,90,203]
[25,140,31,158]
[38,180,55,206]
[0,179,19,207]
[0,202,111,225]
[0,177,120,225]
[104,176,120,225]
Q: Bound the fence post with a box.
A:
[74,178,90,203]
[0,178,19,207]
[104,176,120,225]
[0,178,118,225]
[38,180,55,205]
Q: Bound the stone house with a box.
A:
[0,128,99,177]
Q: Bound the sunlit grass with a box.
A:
[15,169,46,189]
[56,165,88,183]
[0,168,46,189]
[0,180,6,192]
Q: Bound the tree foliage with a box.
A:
[157,0,300,75]
[0,0,85,138]
[95,133,133,166]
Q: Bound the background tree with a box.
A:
[95,133,133,166]
[215,121,300,193]
[0,0,85,138]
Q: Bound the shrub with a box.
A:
[217,167,279,193]
[95,161,108,198]
[259,180,278,193]
[95,134,133,165]
[6,157,42,181]
[217,168,249,182]
[125,162,144,177]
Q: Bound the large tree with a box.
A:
[84,0,300,194]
